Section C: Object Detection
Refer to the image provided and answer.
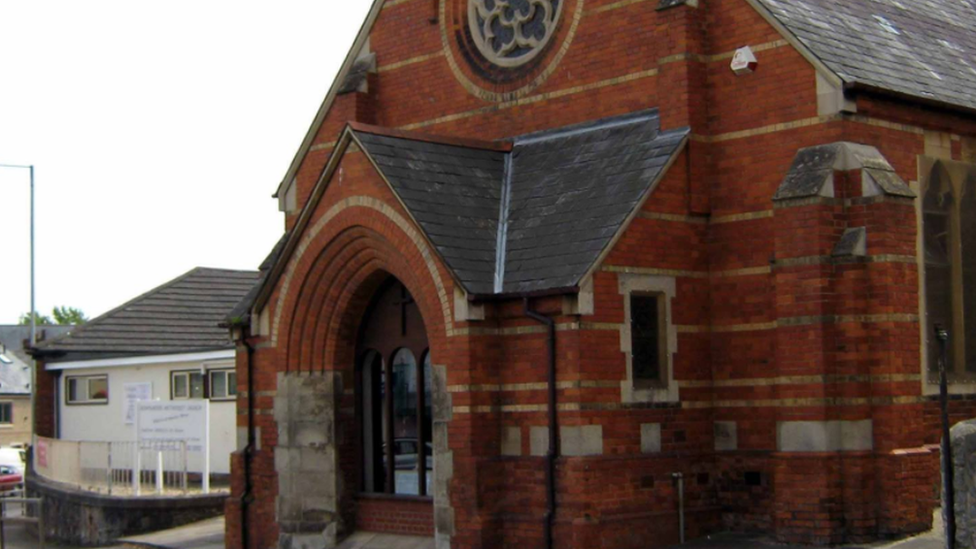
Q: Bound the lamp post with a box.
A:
[0,163,36,440]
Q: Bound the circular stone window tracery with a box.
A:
[439,0,584,102]
[468,0,564,68]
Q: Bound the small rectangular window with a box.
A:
[631,294,664,383]
[0,403,12,424]
[65,375,109,404]
[173,374,188,399]
[209,369,237,400]
[171,371,204,400]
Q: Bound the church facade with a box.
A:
[225,0,976,548]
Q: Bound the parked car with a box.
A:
[0,465,23,493]
[391,439,433,470]
[0,447,25,474]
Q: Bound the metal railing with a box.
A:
[0,495,43,549]
[33,436,224,496]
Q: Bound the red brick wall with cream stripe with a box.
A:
[223,0,976,547]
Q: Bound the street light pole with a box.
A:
[0,163,36,440]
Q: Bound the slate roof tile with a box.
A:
[349,110,688,296]
[757,0,976,112]
[37,268,260,361]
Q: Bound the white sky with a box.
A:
[0,1,374,324]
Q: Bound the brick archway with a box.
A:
[270,209,454,546]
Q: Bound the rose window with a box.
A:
[468,0,564,68]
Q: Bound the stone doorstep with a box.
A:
[337,531,435,549]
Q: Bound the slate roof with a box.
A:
[0,357,31,395]
[349,110,689,296]
[0,325,73,355]
[756,0,976,112]
[505,116,688,293]
[35,268,260,361]
[354,133,507,295]
[0,326,66,395]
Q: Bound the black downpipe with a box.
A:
[937,324,955,549]
[525,298,557,549]
[240,331,256,549]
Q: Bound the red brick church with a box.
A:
[223,0,976,547]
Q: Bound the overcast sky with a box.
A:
[0,1,374,325]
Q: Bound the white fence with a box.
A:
[33,436,226,496]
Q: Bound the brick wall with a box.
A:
[356,497,435,536]
[223,0,976,547]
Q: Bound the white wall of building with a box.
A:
[53,354,236,474]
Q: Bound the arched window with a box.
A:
[923,163,955,373]
[360,349,385,493]
[922,160,976,377]
[357,278,432,496]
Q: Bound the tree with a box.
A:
[18,311,52,325]
[18,306,87,326]
[52,306,87,325]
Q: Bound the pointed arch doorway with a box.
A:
[355,276,434,533]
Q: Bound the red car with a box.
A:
[0,465,23,493]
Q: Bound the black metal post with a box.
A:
[937,324,955,549]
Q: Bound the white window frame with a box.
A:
[170,370,204,400]
[208,368,237,401]
[65,374,109,405]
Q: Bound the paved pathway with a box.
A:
[0,508,948,549]
[664,509,944,549]
[119,517,224,549]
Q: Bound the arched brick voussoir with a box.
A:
[286,231,385,374]
[282,224,442,374]
[285,228,407,370]
[305,241,431,374]
[295,234,429,374]
[270,196,457,349]
[280,219,448,351]
[317,248,438,374]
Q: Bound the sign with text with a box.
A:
[123,382,153,425]
[36,438,48,469]
[136,401,208,453]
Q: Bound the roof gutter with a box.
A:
[237,329,257,549]
[524,298,558,549]
[843,81,976,119]
[469,286,580,302]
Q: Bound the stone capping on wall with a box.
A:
[27,474,226,546]
[772,142,916,201]
[832,227,867,258]
[657,0,699,10]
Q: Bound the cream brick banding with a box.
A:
[400,68,659,130]
[378,51,446,73]
[309,140,338,152]
[451,395,925,414]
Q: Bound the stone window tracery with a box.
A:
[468,0,563,68]
[922,159,976,378]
